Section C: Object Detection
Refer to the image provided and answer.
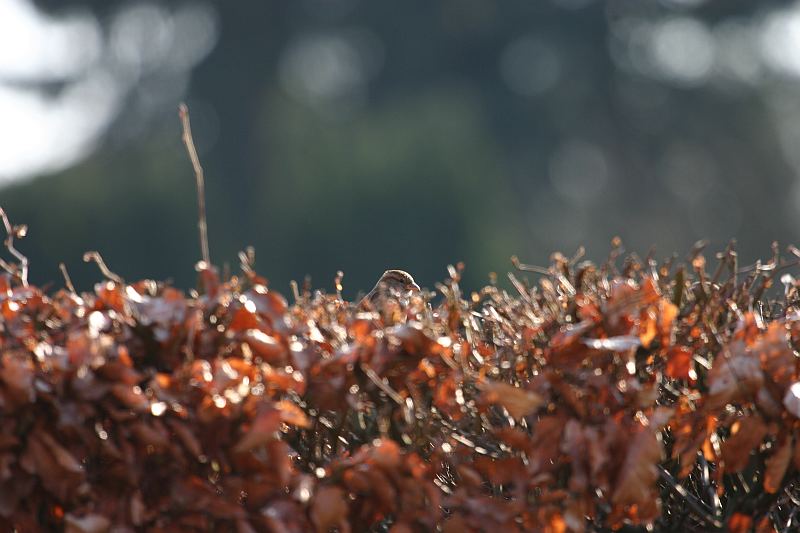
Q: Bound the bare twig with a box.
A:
[238,246,256,276]
[658,466,723,529]
[178,103,211,267]
[83,251,124,284]
[0,258,15,277]
[0,208,29,287]
[511,255,550,275]
[686,239,710,263]
[362,365,404,405]
[334,270,344,301]
[184,307,200,362]
[569,246,586,266]
[710,240,736,285]
[290,280,301,304]
[507,272,533,306]
[59,262,77,295]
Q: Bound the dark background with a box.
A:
[1,0,799,297]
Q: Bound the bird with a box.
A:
[360,269,420,309]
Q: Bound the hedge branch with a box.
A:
[178,103,211,268]
[0,207,29,287]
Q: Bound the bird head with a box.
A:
[377,269,420,293]
[361,269,420,308]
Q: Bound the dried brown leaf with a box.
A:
[706,342,763,411]
[764,434,792,494]
[310,485,349,533]
[276,399,311,428]
[478,380,544,419]
[720,415,767,473]
[611,422,662,523]
[233,405,281,454]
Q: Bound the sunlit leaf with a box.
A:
[478,380,544,419]
[276,399,311,428]
[720,415,767,473]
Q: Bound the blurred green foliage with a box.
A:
[3,0,799,295]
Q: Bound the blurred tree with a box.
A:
[3,0,798,295]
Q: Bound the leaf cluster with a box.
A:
[1,239,800,532]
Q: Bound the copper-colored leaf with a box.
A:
[276,399,311,429]
[720,415,767,473]
[0,353,35,406]
[561,419,589,492]
[36,431,83,474]
[706,343,763,410]
[130,422,170,451]
[728,513,753,533]
[665,346,693,380]
[228,304,260,332]
[656,299,678,343]
[479,380,544,419]
[764,435,792,494]
[611,423,662,522]
[21,429,85,502]
[756,322,796,395]
[529,416,567,477]
[233,406,281,454]
[310,485,348,533]
[109,383,150,412]
[243,329,286,365]
[755,516,776,533]
[168,419,203,458]
[639,297,675,349]
[670,402,714,478]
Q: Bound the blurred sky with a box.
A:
[2,0,800,294]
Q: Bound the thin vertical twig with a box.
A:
[59,262,77,295]
[290,280,301,304]
[83,251,124,284]
[178,103,211,267]
[0,207,29,287]
[334,270,344,301]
